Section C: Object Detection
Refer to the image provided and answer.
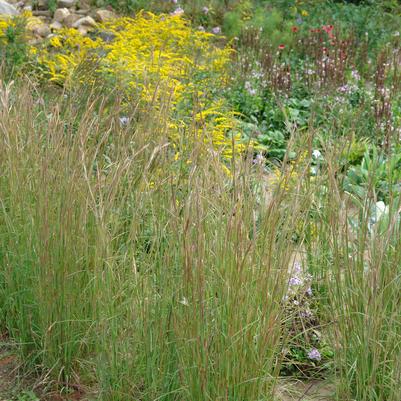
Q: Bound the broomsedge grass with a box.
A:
[0,78,306,400]
[0,77,400,400]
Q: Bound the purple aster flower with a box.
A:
[338,84,351,94]
[293,261,302,274]
[253,153,265,165]
[212,26,221,34]
[171,7,184,16]
[202,6,209,14]
[308,348,321,361]
[289,276,303,286]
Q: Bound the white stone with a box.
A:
[0,0,19,15]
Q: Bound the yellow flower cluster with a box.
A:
[270,151,310,191]
[33,12,246,160]
[195,101,246,159]
[0,19,9,35]
[0,14,15,42]
[1,11,48,48]
[271,165,299,192]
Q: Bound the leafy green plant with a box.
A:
[48,0,57,13]
[17,391,39,401]
[344,146,401,201]
[0,17,29,78]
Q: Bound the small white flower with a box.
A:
[351,70,360,81]
[179,297,189,306]
[312,149,322,159]
[375,201,388,221]
[119,116,129,127]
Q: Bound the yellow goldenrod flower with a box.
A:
[30,12,249,165]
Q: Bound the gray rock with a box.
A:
[36,24,51,37]
[72,15,96,28]
[97,30,115,43]
[0,0,19,15]
[36,0,48,10]
[77,25,88,35]
[76,0,90,9]
[32,10,51,16]
[50,20,62,30]
[57,0,76,8]
[95,9,115,22]
[63,13,81,27]
[53,7,69,22]
[28,20,51,37]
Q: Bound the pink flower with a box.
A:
[322,24,334,33]
[278,44,285,50]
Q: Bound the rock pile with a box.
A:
[0,0,116,39]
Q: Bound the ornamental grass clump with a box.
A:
[305,139,401,401]
[0,78,310,400]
